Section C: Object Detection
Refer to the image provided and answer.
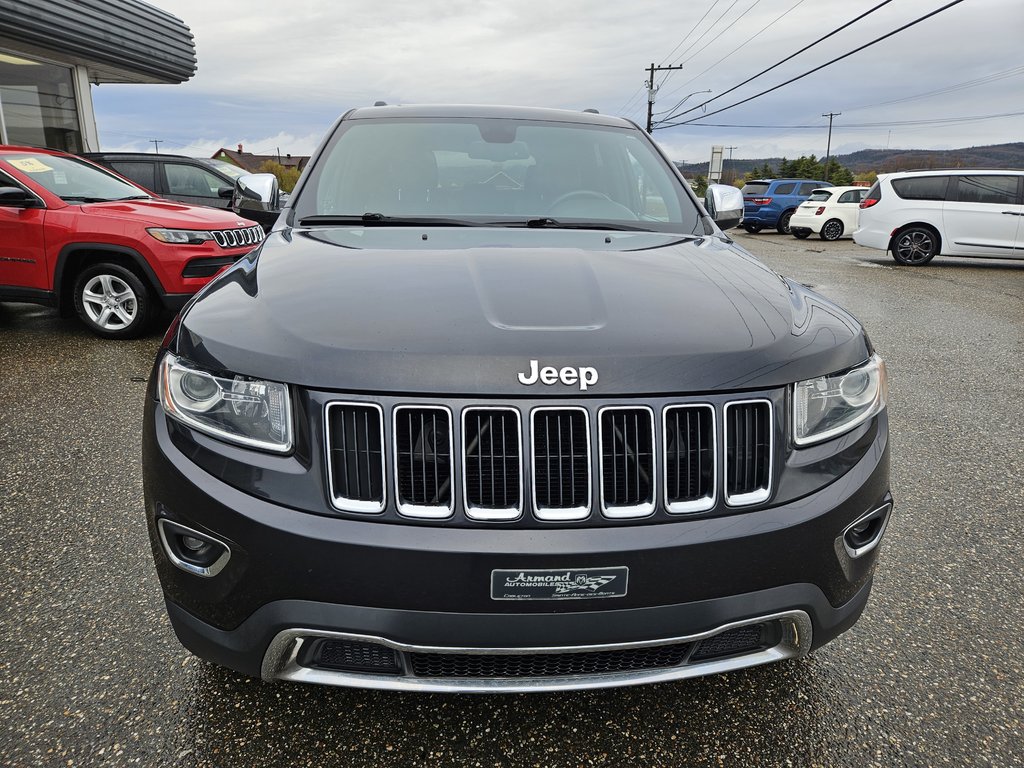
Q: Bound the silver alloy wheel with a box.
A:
[895,229,935,264]
[81,273,138,330]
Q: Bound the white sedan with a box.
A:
[789,186,867,241]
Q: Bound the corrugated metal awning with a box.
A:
[0,0,197,84]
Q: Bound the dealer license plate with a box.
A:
[490,567,629,601]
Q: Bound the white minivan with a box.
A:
[853,170,1023,265]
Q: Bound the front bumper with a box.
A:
[144,397,891,691]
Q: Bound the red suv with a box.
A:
[0,146,264,339]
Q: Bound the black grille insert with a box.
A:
[410,642,692,678]
[463,408,521,516]
[326,403,385,511]
[725,400,772,503]
[664,405,715,511]
[532,409,590,515]
[600,408,655,514]
[303,639,400,674]
[690,624,768,661]
[395,407,453,513]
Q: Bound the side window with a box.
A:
[891,176,950,201]
[798,182,819,195]
[773,182,796,195]
[164,163,226,198]
[952,175,1019,205]
[109,161,157,191]
[837,190,859,204]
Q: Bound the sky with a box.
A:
[93,0,1024,166]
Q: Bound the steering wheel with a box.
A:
[546,190,639,220]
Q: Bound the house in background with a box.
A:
[213,144,310,173]
[0,0,196,152]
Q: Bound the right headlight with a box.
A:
[158,352,292,453]
[793,354,887,446]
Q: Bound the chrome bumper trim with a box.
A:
[261,610,812,693]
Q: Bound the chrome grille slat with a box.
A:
[532,408,590,521]
[210,225,265,250]
[463,407,522,521]
[325,402,386,513]
[599,407,655,518]
[394,406,454,519]
[724,399,773,506]
[663,404,716,514]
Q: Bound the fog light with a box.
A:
[842,503,892,558]
[157,518,231,577]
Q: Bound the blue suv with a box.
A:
[741,178,827,234]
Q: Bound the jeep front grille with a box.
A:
[394,406,454,518]
[323,396,776,522]
[325,403,386,513]
[211,224,264,249]
[724,399,773,506]
[599,407,655,518]
[532,408,590,521]
[463,408,522,520]
[664,404,716,513]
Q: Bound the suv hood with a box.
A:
[175,228,869,395]
[78,199,250,229]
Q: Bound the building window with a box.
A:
[0,52,84,153]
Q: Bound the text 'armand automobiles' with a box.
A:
[142,105,893,693]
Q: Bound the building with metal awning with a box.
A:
[0,0,196,152]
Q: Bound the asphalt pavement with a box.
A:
[1,232,1022,767]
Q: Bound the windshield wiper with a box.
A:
[60,195,115,203]
[108,194,151,201]
[497,218,656,232]
[298,213,479,227]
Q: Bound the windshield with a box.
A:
[295,118,702,233]
[201,159,248,180]
[1,154,148,202]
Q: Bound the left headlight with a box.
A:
[147,228,215,245]
[158,352,292,453]
[793,354,887,446]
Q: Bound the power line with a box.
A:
[658,0,806,102]
[653,110,1024,130]
[841,65,1024,112]
[656,0,895,125]
[664,0,743,72]
[674,0,764,69]
[657,0,723,68]
[657,0,968,128]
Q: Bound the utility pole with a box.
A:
[822,112,840,183]
[646,62,684,133]
[725,146,738,182]
[149,139,162,154]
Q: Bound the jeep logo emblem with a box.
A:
[517,359,599,391]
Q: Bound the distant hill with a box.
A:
[672,142,1024,177]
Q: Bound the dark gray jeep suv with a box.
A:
[143,105,892,692]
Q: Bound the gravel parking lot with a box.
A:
[1,232,1021,767]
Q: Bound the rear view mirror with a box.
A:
[705,184,743,230]
[468,141,530,161]
[232,174,280,214]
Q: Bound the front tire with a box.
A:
[891,226,939,266]
[792,229,811,240]
[820,219,844,241]
[73,263,154,339]
[776,210,794,235]
[742,223,762,234]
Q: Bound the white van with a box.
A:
[853,169,1023,264]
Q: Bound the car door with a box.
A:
[161,161,232,209]
[835,189,865,233]
[942,174,1022,257]
[0,168,48,292]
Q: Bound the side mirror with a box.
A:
[0,186,39,208]
[705,184,743,230]
[231,173,280,214]
[217,186,234,199]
